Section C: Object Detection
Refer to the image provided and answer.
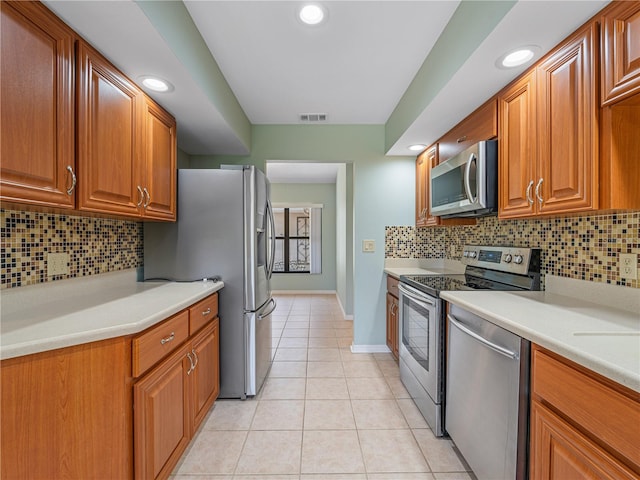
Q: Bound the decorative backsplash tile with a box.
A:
[1,209,143,289]
[386,211,640,289]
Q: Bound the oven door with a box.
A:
[398,282,442,405]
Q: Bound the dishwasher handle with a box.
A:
[448,314,519,360]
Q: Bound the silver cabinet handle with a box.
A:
[186,352,194,375]
[191,349,198,370]
[535,178,544,205]
[525,180,534,205]
[143,187,150,208]
[160,332,175,345]
[136,186,144,207]
[66,165,76,195]
[202,307,211,316]
[456,135,467,144]
[448,314,519,360]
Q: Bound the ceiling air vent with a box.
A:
[299,113,327,122]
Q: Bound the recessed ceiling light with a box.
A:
[497,46,539,69]
[299,4,326,25]
[408,144,426,152]
[139,76,174,93]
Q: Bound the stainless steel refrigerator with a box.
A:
[143,166,276,398]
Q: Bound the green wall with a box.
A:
[190,124,415,348]
[269,183,336,292]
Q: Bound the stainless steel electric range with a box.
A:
[397,245,541,437]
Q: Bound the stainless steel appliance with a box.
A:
[430,140,498,218]
[143,166,276,399]
[398,245,540,438]
[446,304,529,480]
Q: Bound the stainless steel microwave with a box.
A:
[430,140,498,218]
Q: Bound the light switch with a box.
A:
[362,240,375,253]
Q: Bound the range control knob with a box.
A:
[469,251,477,259]
[514,254,524,265]
[503,254,513,263]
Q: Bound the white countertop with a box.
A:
[384,258,466,279]
[440,290,640,392]
[0,270,224,360]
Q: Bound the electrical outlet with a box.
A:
[362,240,375,253]
[450,245,456,257]
[619,253,638,280]
[47,252,69,276]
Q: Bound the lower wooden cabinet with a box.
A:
[0,292,220,480]
[133,305,220,480]
[386,277,399,360]
[529,345,640,479]
[530,401,637,480]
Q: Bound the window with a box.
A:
[273,206,321,274]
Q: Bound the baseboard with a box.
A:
[271,290,336,295]
[335,293,354,320]
[350,344,391,354]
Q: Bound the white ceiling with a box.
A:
[45,0,608,159]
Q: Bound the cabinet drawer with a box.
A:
[438,97,497,163]
[189,293,218,335]
[386,276,399,298]
[531,346,640,468]
[132,311,189,377]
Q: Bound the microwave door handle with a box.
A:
[463,153,477,204]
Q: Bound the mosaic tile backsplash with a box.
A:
[386,211,640,289]
[1,209,143,289]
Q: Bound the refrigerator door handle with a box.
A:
[259,298,277,319]
[266,199,276,279]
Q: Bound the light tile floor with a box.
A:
[171,294,472,480]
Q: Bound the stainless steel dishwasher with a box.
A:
[446,303,530,480]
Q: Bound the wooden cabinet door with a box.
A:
[134,345,191,480]
[143,97,176,220]
[386,293,399,360]
[498,70,537,219]
[438,98,497,163]
[422,147,441,227]
[77,40,144,218]
[601,1,640,105]
[0,2,76,209]
[191,319,220,431]
[415,150,429,226]
[536,23,598,215]
[530,401,637,480]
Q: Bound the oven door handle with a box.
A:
[398,283,435,309]
[448,314,519,360]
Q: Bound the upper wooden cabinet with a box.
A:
[77,41,177,220]
[143,98,177,220]
[601,1,640,105]
[498,70,537,218]
[0,1,76,209]
[1,3,176,220]
[499,23,598,218]
[77,40,145,217]
[415,147,434,227]
[438,98,498,163]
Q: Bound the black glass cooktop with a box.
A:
[400,273,528,297]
